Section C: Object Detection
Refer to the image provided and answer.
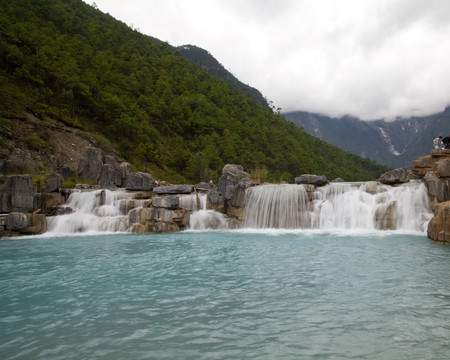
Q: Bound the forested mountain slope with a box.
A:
[0,0,388,183]
[175,45,269,109]
[284,109,450,168]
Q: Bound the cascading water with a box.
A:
[244,184,309,228]
[47,189,135,235]
[180,192,229,230]
[244,181,433,233]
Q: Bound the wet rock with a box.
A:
[35,193,65,215]
[422,171,450,211]
[378,167,410,185]
[427,201,450,244]
[295,174,327,187]
[153,185,194,194]
[152,196,179,209]
[374,201,397,230]
[6,212,47,235]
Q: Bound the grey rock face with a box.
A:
[378,167,410,185]
[295,175,327,187]
[0,175,37,213]
[77,147,103,183]
[152,196,179,209]
[124,172,156,191]
[43,172,64,193]
[153,185,194,194]
[6,212,47,234]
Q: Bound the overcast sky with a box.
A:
[87,0,450,120]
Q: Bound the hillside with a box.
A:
[0,0,388,183]
[175,45,269,109]
[284,109,450,168]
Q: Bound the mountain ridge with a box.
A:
[283,108,450,168]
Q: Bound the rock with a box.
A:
[118,162,131,184]
[152,196,179,209]
[436,158,450,178]
[77,147,103,183]
[124,172,156,191]
[331,178,345,183]
[295,174,327,187]
[374,201,397,230]
[230,178,253,208]
[119,199,152,214]
[196,182,216,191]
[98,164,121,189]
[362,181,386,195]
[35,193,65,215]
[153,185,194,194]
[207,189,225,212]
[422,171,450,211]
[222,164,250,180]
[378,167,410,185]
[218,164,252,202]
[5,212,47,235]
[0,175,37,213]
[43,172,63,193]
[427,201,450,244]
[60,166,75,180]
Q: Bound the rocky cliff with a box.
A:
[411,149,450,244]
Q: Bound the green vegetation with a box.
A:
[0,0,389,183]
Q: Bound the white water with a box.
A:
[244,182,432,234]
[47,190,134,235]
[46,181,433,235]
[180,193,229,230]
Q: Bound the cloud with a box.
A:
[90,0,450,120]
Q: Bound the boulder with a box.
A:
[98,164,121,189]
[207,189,225,213]
[43,172,63,193]
[0,175,37,213]
[124,172,156,191]
[378,167,410,185]
[118,162,131,184]
[422,171,450,211]
[230,178,253,208]
[5,212,47,235]
[60,166,75,180]
[153,185,194,194]
[436,158,450,178]
[295,174,327,187]
[152,196,179,209]
[77,147,103,183]
[374,201,397,230]
[35,193,65,215]
[218,164,252,202]
[427,201,450,244]
[222,164,250,180]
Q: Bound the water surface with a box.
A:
[0,232,449,359]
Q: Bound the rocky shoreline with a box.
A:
[0,147,449,244]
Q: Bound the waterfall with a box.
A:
[180,193,229,230]
[244,182,433,233]
[244,184,309,228]
[47,190,134,235]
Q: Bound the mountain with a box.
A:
[0,0,388,183]
[283,109,450,168]
[175,44,269,109]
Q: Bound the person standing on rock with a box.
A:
[433,136,443,149]
[442,136,450,149]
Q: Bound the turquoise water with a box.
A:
[0,231,449,359]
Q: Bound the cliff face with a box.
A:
[412,149,450,244]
